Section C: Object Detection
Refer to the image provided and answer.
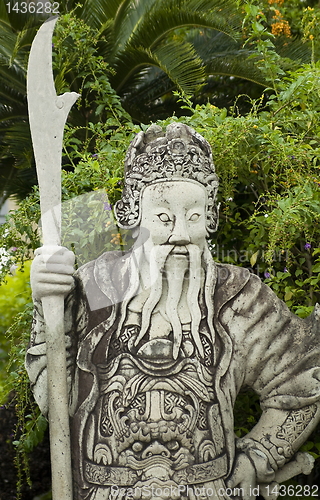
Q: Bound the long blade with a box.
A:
[27,15,79,245]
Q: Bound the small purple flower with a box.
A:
[52,43,54,49]
[104,202,113,211]
[11,247,17,252]
[284,267,288,273]
[118,181,122,185]
[92,153,98,158]
[305,243,311,250]
[264,271,271,278]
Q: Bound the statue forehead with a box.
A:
[141,179,207,206]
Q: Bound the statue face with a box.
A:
[140,181,207,254]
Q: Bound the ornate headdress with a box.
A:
[114,123,219,232]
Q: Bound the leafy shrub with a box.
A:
[1,5,320,494]
[0,261,32,396]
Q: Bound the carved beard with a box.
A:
[134,244,204,360]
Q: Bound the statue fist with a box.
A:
[226,453,257,500]
[30,245,75,300]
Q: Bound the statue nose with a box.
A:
[141,441,171,459]
[168,218,190,246]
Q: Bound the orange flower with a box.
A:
[271,19,291,37]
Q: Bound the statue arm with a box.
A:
[235,403,320,482]
[220,270,320,492]
[239,299,320,480]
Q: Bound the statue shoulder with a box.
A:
[74,250,125,282]
[72,250,133,310]
[215,262,251,289]
[214,263,269,311]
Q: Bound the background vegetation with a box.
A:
[1,0,320,498]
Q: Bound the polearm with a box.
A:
[27,17,79,499]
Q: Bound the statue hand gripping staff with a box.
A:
[27,16,79,500]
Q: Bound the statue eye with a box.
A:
[189,213,200,221]
[158,213,172,222]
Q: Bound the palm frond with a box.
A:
[73,0,131,31]
[0,119,34,201]
[123,66,174,104]
[189,30,267,86]
[113,39,205,96]
[154,41,206,94]
[112,0,149,53]
[0,62,26,94]
[126,0,241,51]
[4,1,47,33]
[110,0,242,95]
[0,0,11,28]
[1,122,32,163]
[0,159,37,201]
[0,104,27,125]
[205,56,268,87]
[275,36,312,65]
[121,67,177,121]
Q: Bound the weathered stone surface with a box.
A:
[26,123,320,499]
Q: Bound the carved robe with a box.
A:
[26,250,320,499]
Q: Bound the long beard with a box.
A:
[135,244,204,360]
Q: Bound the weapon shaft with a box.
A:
[27,16,79,499]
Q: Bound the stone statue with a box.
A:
[26,123,320,500]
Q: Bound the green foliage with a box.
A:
[0,262,49,499]
[2,0,320,203]
[0,262,32,391]
[233,388,261,438]
[0,296,45,499]
[52,13,134,159]
[0,261,31,333]
[0,0,246,202]
[2,4,320,495]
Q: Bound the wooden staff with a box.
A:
[27,16,79,500]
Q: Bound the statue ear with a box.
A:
[206,204,219,234]
[114,194,141,229]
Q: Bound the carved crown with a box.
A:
[114,123,219,232]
